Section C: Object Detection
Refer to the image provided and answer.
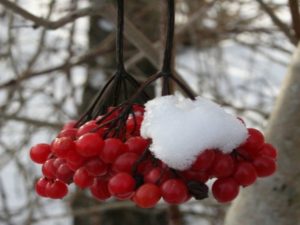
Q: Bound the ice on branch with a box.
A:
[141,95,248,170]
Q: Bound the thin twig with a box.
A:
[288,0,300,42]
[256,0,296,44]
[0,0,106,29]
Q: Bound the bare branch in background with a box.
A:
[256,0,296,44]
[288,0,300,41]
[0,0,106,29]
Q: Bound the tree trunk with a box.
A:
[224,44,300,225]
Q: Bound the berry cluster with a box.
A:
[182,127,277,203]
[30,105,277,207]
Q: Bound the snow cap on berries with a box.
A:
[141,95,248,170]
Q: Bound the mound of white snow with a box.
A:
[141,95,248,170]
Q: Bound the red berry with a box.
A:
[160,179,189,204]
[63,120,76,129]
[253,156,276,177]
[85,158,108,176]
[133,184,161,208]
[35,177,49,197]
[76,133,104,157]
[77,120,98,137]
[57,128,77,139]
[56,163,74,183]
[113,153,139,173]
[90,179,111,201]
[260,143,277,159]
[46,180,68,199]
[108,172,135,197]
[180,170,209,183]
[73,167,94,188]
[30,144,51,164]
[52,158,65,169]
[144,167,171,184]
[125,137,149,155]
[126,115,143,136]
[42,159,56,179]
[52,137,75,158]
[66,150,86,171]
[191,149,216,171]
[241,128,264,157]
[235,147,253,161]
[234,162,257,186]
[212,178,239,203]
[132,104,145,115]
[100,138,127,163]
[211,152,235,178]
[137,159,153,175]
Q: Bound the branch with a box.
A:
[256,0,297,45]
[0,0,106,29]
[101,4,160,67]
[0,114,62,129]
[288,0,300,41]
[0,34,115,89]
[0,3,198,97]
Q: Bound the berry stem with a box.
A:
[161,0,175,75]
[116,0,125,73]
[161,0,175,96]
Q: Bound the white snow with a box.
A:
[141,95,248,170]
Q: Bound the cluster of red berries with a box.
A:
[181,126,277,203]
[30,105,277,207]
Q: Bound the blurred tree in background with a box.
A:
[0,0,298,225]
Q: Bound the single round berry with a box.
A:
[77,120,98,137]
[260,143,277,159]
[56,163,74,183]
[144,167,171,184]
[160,179,189,204]
[85,158,108,176]
[90,179,111,201]
[212,178,239,203]
[100,138,127,163]
[57,128,77,139]
[53,158,65,169]
[46,180,68,199]
[180,170,209,183]
[76,133,104,157]
[30,143,51,164]
[233,162,257,186]
[108,172,135,197]
[73,167,94,188]
[137,159,154,175]
[126,115,143,136]
[191,149,216,171]
[211,152,235,178]
[235,147,253,161]
[35,177,50,197]
[241,128,265,157]
[125,137,149,155]
[66,149,86,171]
[132,104,145,115]
[52,137,75,158]
[134,183,161,208]
[42,159,56,179]
[253,156,276,177]
[63,120,76,130]
[113,152,139,173]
